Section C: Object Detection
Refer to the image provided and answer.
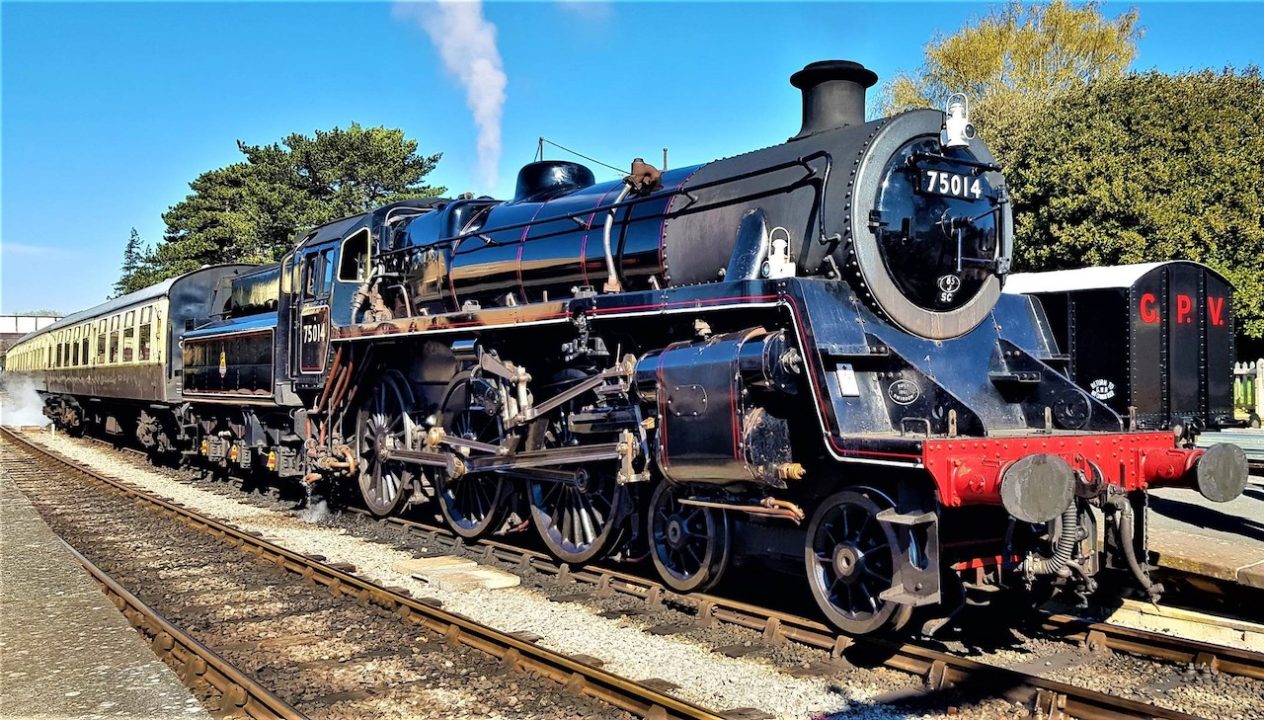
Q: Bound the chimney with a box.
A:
[789,60,879,140]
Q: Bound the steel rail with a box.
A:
[0,429,724,720]
[35,429,1264,718]
[64,541,305,720]
[1036,614,1264,682]
[362,508,1264,683]
[349,510,1264,720]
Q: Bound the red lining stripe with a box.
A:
[515,203,548,304]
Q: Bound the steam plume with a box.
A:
[395,1,507,190]
[0,375,49,427]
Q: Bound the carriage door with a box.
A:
[295,245,336,379]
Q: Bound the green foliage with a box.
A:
[884,1,1139,111]
[884,2,1264,338]
[146,123,444,280]
[1008,68,1264,336]
[881,0,1140,165]
[111,228,157,297]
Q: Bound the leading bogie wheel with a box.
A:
[648,482,730,593]
[355,371,416,517]
[805,488,913,635]
[433,371,509,539]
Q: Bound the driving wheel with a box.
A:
[527,369,630,563]
[433,371,508,539]
[355,371,415,517]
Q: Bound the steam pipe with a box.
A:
[602,184,631,293]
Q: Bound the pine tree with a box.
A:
[112,228,145,297]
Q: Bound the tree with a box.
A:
[881,1,1141,161]
[152,123,444,277]
[112,228,146,297]
[1007,68,1264,336]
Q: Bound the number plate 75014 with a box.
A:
[919,169,983,200]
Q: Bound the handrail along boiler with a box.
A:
[9,60,1247,635]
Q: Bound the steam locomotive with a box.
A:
[9,60,1247,635]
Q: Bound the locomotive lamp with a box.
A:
[943,93,975,148]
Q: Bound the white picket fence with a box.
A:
[1233,360,1264,423]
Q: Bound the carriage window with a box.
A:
[81,337,89,366]
[109,316,120,363]
[123,311,136,362]
[97,328,107,363]
[339,229,370,282]
[74,337,81,366]
[139,320,153,361]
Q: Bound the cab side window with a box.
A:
[338,229,370,282]
[302,253,321,300]
[300,248,340,301]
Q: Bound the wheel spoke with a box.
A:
[857,515,873,542]
[684,543,703,567]
[863,565,888,582]
[823,526,839,548]
[859,582,877,612]
[579,506,596,546]
[561,506,573,545]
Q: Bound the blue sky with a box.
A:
[3,1,1261,314]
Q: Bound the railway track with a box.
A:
[0,427,725,720]
[11,427,1264,719]
[67,542,303,720]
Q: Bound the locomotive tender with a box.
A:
[8,60,1248,635]
[1006,261,1238,436]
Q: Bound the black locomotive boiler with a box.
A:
[10,60,1247,635]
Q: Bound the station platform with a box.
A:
[0,472,208,719]
[1148,476,1264,590]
